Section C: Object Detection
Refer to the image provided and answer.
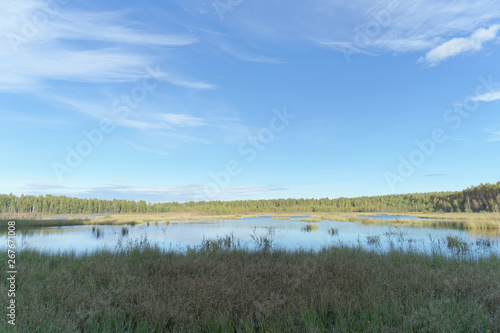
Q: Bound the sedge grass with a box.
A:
[301,217,322,223]
[301,223,319,232]
[1,239,499,332]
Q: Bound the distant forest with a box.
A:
[1,182,499,215]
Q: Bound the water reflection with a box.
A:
[1,216,498,257]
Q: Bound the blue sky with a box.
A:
[1,0,499,202]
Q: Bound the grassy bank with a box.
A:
[309,212,500,231]
[1,240,499,332]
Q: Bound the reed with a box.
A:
[301,217,322,223]
[366,235,381,246]
[327,227,339,236]
[301,224,319,232]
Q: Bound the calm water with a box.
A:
[2,216,499,257]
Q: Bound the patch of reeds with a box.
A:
[301,217,322,223]
[446,235,469,254]
[327,227,339,236]
[333,216,376,224]
[301,224,319,232]
[366,235,381,246]
[91,226,102,239]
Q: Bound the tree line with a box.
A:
[1,182,499,215]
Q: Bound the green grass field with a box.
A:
[1,237,499,332]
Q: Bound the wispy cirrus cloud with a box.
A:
[23,182,70,191]
[472,90,500,102]
[20,182,289,202]
[217,42,283,64]
[47,9,197,47]
[419,25,500,66]
[0,1,210,92]
[44,95,209,131]
[422,173,447,178]
[153,113,206,128]
[189,0,500,62]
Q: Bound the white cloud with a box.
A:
[23,182,69,190]
[48,96,209,131]
[218,43,283,64]
[472,90,500,102]
[20,182,289,202]
[49,10,197,46]
[152,72,217,90]
[117,183,289,201]
[180,0,500,60]
[155,114,206,127]
[0,1,210,92]
[419,24,500,66]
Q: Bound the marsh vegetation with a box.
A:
[1,235,499,332]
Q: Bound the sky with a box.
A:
[1,0,499,203]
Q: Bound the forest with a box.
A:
[1,182,499,215]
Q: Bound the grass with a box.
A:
[301,224,319,232]
[2,212,500,237]
[0,219,92,228]
[366,235,381,246]
[0,212,250,228]
[1,237,499,332]
[328,227,339,236]
[300,217,322,223]
[333,216,376,224]
[121,227,129,237]
[446,235,469,254]
[318,212,500,231]
[91,226,103,239]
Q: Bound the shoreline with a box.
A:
[1,211,499,231]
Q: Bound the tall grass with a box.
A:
[301,224,319,232]
[327,213,500,231]
[446,235,469,254]
[92,226,103,239]
[1,237,499,332]
[301,217,322,223]
[121,227,129,237]
[328,227,339,236]
[366,235,381,246]
[0,219,90,228]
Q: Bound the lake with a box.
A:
[3,216,499,257]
